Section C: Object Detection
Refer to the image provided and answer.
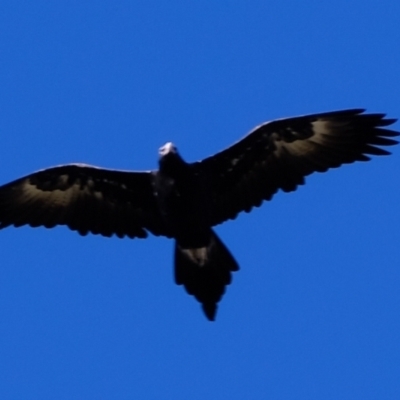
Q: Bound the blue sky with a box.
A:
[0,1,400,399]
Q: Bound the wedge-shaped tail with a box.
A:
[174,230,239,320]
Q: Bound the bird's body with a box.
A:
[155,142,239,319]
[155,142,210,245]
[0,109,398,320]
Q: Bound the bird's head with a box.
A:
[158,142,187,173]
[158,142,177,158]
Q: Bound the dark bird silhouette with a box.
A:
[0,109,398,320]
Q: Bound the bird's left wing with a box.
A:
[0,164,168,238]
[191,109,398,226]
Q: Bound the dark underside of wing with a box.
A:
[192,109,399,226]
[0,164,168,239]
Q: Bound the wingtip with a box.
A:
[379,118,398,127]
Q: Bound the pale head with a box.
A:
[158,142,177,157]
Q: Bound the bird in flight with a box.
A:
[0,109,398,320]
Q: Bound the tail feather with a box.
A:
[174,230,239,321]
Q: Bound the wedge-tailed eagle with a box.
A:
[0,109,398,320]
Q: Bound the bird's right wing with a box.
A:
[0,164,169,239]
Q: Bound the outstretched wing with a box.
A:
[0,164,168,238]
[192,109,398,226]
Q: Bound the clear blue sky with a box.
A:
[0,1,399,399]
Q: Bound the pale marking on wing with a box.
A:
[271,119,333,157]
[311,120,331,136]
[58,175,69,184]
[94,191,103,200]
[21,179,93,207]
